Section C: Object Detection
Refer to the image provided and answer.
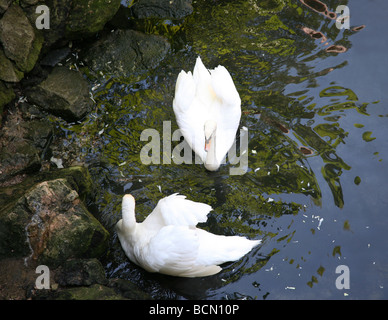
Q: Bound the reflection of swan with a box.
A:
[173,56,241,171]
[116,194,260,277]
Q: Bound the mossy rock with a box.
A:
[0,4,43,73]
[25,66,93,122]
[0,178,109,267]
[0,81,15,109]
[55,284,126,300]
[65,0,121,39]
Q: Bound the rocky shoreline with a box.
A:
[0,0,193,299]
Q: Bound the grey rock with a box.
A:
[0,0,11,14]
[0,109,53,183]
[0,4,43,73]
[55,258,108,287]
[26,66,93,122]
[0,178,109,267]
[0,50,23,82]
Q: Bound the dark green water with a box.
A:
[62,0,388,299]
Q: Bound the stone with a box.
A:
[0,81,15,111]
[0,166,95,221]
[0,50,24,82]
[83,29,170,78]
[65,0,122,39]
[132,0,193,19]
[0,141,41,184]
[108,278,152,300]
[0,179,109,267]
[0,4,43,73]
[0,108,53,183]
[54,284,125,300]
[55,258,108,287]
[26,66,93,122]
[0,0,12,14]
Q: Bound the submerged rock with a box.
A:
[0,178,109,267]
[83,29,170,78]
[26,66,93,122]
[108,278,152,300]
[132,0,193,19]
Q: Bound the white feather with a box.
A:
[116,194,261,277]
[173,56,242,170]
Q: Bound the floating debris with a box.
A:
[50,156,64,169]
[317,217,324,230]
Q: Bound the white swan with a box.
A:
[116,193,261,277]
[173,56,242,171]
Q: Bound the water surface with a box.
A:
[61,0,388,299]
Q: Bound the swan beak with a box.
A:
[204,139,211,152]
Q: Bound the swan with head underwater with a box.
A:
[116,193,261,277]
[173,56,242,171]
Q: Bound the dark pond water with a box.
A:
[61,0,388,299]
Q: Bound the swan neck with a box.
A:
[205,131,219,171]
[122,204,136,231]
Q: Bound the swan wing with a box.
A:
[173,57,216,162]
[193,56,216,106]
[143,193,212,229]
[173,56,242,164]
[140,225,221,277]
[173,70,196,114]
[210,65,241,108]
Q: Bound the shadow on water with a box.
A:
[59,0,388,299]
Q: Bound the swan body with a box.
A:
[116,194,260,277]
[173,56,241,171]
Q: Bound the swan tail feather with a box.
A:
[145,225,222,277]
[197,229,261,265]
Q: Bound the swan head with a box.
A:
[204,120,217,152]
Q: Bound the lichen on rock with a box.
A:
[0,178,109,268]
